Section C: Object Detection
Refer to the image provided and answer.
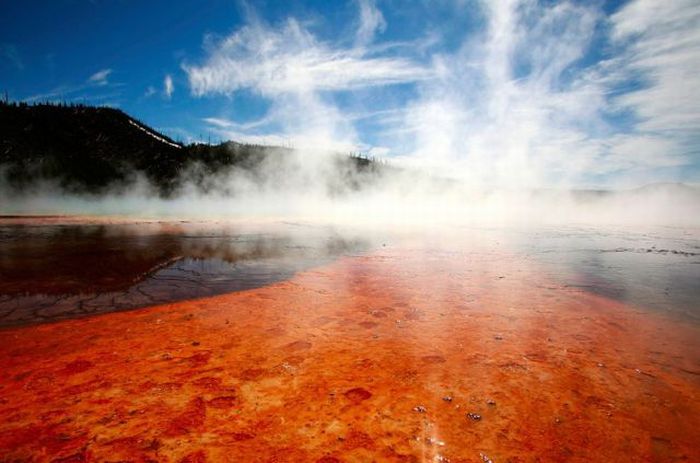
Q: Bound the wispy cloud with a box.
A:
[378,0,700,187]
[203,115,275,132]
[610,0,700,135]
[355,0,386,46]
[88,68,112,86]
[184,18,430,97]
[186,5,430,152]
[386,0,609,187]
[164,74,174,99]
[186,0,699,187]
[26,69,122,104]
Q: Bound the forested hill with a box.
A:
[0,101,382,196]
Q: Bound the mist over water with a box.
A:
[2,162,699,228]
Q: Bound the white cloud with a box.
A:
[184,18,429,97]
[144,86,157,98]
[187,8,431,153]
[202,92,362,152]
[26,69,122,103]
[385,0,610,187]
[164,74,174,99]
[376,0,700,188]
[88,68,112,86]
[356,0,386,46]
[203,115,274,131]
[187,0,699,187]
[610,0,700,134]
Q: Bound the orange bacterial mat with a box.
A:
[0,224,698,462]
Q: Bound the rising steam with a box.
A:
[2,0,699,227]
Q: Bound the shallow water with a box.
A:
[0,220,368,326]
[0,217,698,462]
[1,221,698,326]
[481,225,700,319]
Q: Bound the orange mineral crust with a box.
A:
[0,243,698,462]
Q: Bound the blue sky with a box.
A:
[1,0,698,187]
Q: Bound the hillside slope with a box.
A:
[0,102,383,196]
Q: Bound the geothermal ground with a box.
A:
[0,217,698,462]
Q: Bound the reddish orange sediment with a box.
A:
[0,241,698,462]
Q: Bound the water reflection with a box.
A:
[504,226,700,318]
[1,221,698,327]
[0,222,368,327]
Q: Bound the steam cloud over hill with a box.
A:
[1,101,698,227]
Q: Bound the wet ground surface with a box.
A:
[0,217,699,462]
